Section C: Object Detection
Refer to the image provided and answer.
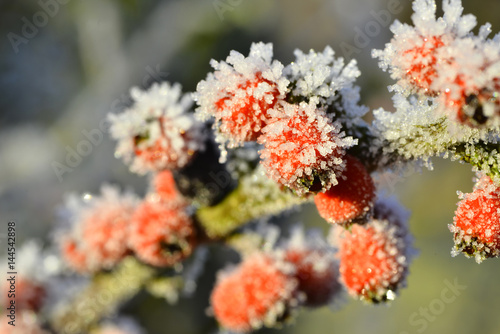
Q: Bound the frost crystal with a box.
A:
[109,82,205,174]
[372,94,499,166]
[285,46,369,126]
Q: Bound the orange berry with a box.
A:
[314,155,375,226]
[61,186,138,273]
[210,253,297,332]
[259,100,353,195]
[450,175,500,263]
[129,199,195,267]
[335,218,412,303]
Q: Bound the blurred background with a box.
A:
[1,0,500,333]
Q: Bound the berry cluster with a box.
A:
[16,0,500,333]
[211,227,342,332]
[109,82,206,175]
[60,172,196,272]
[374,0,500,127]
[331,198,414,303]
[195,43,359,195]
[373,0,500,264]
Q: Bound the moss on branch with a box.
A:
[51,257,155,334]
[195,172,307,239]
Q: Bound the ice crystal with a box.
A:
[285,46,369,130]
[372,94,499,167]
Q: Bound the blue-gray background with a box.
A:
[1,0,500,333]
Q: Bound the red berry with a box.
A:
[259,100,353,195]
[210,253,297,332]
[216,73,280,142]
[109,83,205,175]
[335,218,412,303]
[129,199,195,267]
[61,186,138,273]
[195,42,288,150]
[282,226,341,307]
[450,175,500,263]
[314,155,376,226]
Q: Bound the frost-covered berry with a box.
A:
[109,82,205,175]
[60,186,138,273]
[373,0,466,95]
[283,227,341,307]
[210,253,298,332]
[450,175,500,263]
[129,198,195,267]
[314,155,375,226]
[332,216,413,303]
[195,42,288,153]
[1,278,45,312]
[259,99,355,195]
